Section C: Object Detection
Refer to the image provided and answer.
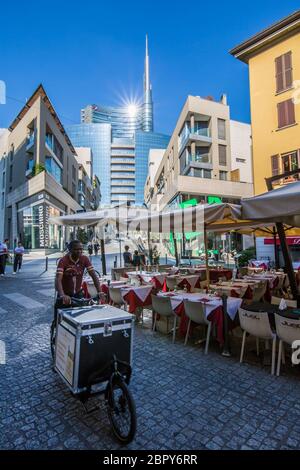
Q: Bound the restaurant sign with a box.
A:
[264,237,300,246]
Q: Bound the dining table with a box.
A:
[126,271,169,289]
[158,291,242,344]
[120,284,154,313]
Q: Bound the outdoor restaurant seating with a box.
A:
[166,276,178,291]
[251,282,267,302]
[271,296,297,308]
[151,294,178,343]
[274,313,300,377]
[183,300,212,354]
[109,286,127,309]
[238,307,276,375]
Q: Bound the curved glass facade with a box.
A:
[82,104,144,140]
[66,123,111,204]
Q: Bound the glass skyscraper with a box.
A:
[66,123,111,203]
[67,36,169,205]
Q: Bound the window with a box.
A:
[277,99,295,128]
[72,165,76,181]
[217,119,226,140]
[275,52,293,93]
[281,151,298,175]
[188,168,211,179]
[2,172,5,189]
[219,171,227,181]
[271,155,279,176]
[236,158,246,163]
[45,156,62,184]
[195,147,210,163]
[218,145,227,166]
[1,192,4,209]
[72,182,76,198]
[9,165,13,183]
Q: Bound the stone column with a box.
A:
[12,203,18,247]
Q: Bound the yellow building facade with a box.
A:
[231,10,300,195]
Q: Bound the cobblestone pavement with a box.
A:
[1,258,300,450]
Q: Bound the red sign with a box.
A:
[264,237,300,246]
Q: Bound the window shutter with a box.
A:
[284,51,293,89]
[277,101,285,128]
[277,99,295,128]
[218,145,227,166]
[286,99,295,125]
[275,56,284,93]
[271,155,279,176]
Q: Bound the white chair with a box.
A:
[275,313,300,376]
[151,294,178,343]
[109,287,127,309]
[252,281,267,302]
[238,307,276,375]
[183,300,212,354]
[166,276,178,291]
[273,275,285,295]
[271,296,297,308]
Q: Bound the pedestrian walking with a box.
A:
[93,242,99,256]
[87,242,93,256]
[0,239,9,276]
[13,241,25,274]
[132,250,145,269]
[123,245,132,267]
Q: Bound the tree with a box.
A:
[76,227,88,245]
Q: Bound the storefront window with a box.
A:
[18,203,64,250]
[48,206,63,250]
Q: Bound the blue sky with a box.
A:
[0,1,299,134]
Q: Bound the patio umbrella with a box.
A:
[242,181,300,227]
[241,181,300,302]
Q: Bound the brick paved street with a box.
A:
[1,257,300,450]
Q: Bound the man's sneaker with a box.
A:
[12,272,16,275]
[0,274,4,277]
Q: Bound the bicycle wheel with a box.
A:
[106,376,136,444]
[50,320,56,361]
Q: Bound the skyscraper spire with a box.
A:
[143,34,153,132]
[144,34,150,92]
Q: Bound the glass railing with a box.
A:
[187,153,211,164]
[179,128,211,152]
[190,127,210,137]
[26,133,35,148]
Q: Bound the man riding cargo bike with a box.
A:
[51,240,137,444]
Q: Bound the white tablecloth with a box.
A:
[121,285,153,303]
[159,292,242,320]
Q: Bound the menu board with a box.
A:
[55,325,75,386]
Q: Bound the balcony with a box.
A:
[111,150,135,157]
[111,159,135,165]
[180,150,212,175]
[178,127,212,153]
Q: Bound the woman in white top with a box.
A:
[13,242,25,274]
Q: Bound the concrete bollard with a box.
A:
[45,256,48,271]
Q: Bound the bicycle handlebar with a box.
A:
[56,295,103,308]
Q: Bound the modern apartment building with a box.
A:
[230,10,300,195]
[1,84,82,251]
[145,95,253,211]
[144,149,166,205]
[67,36,169,206]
